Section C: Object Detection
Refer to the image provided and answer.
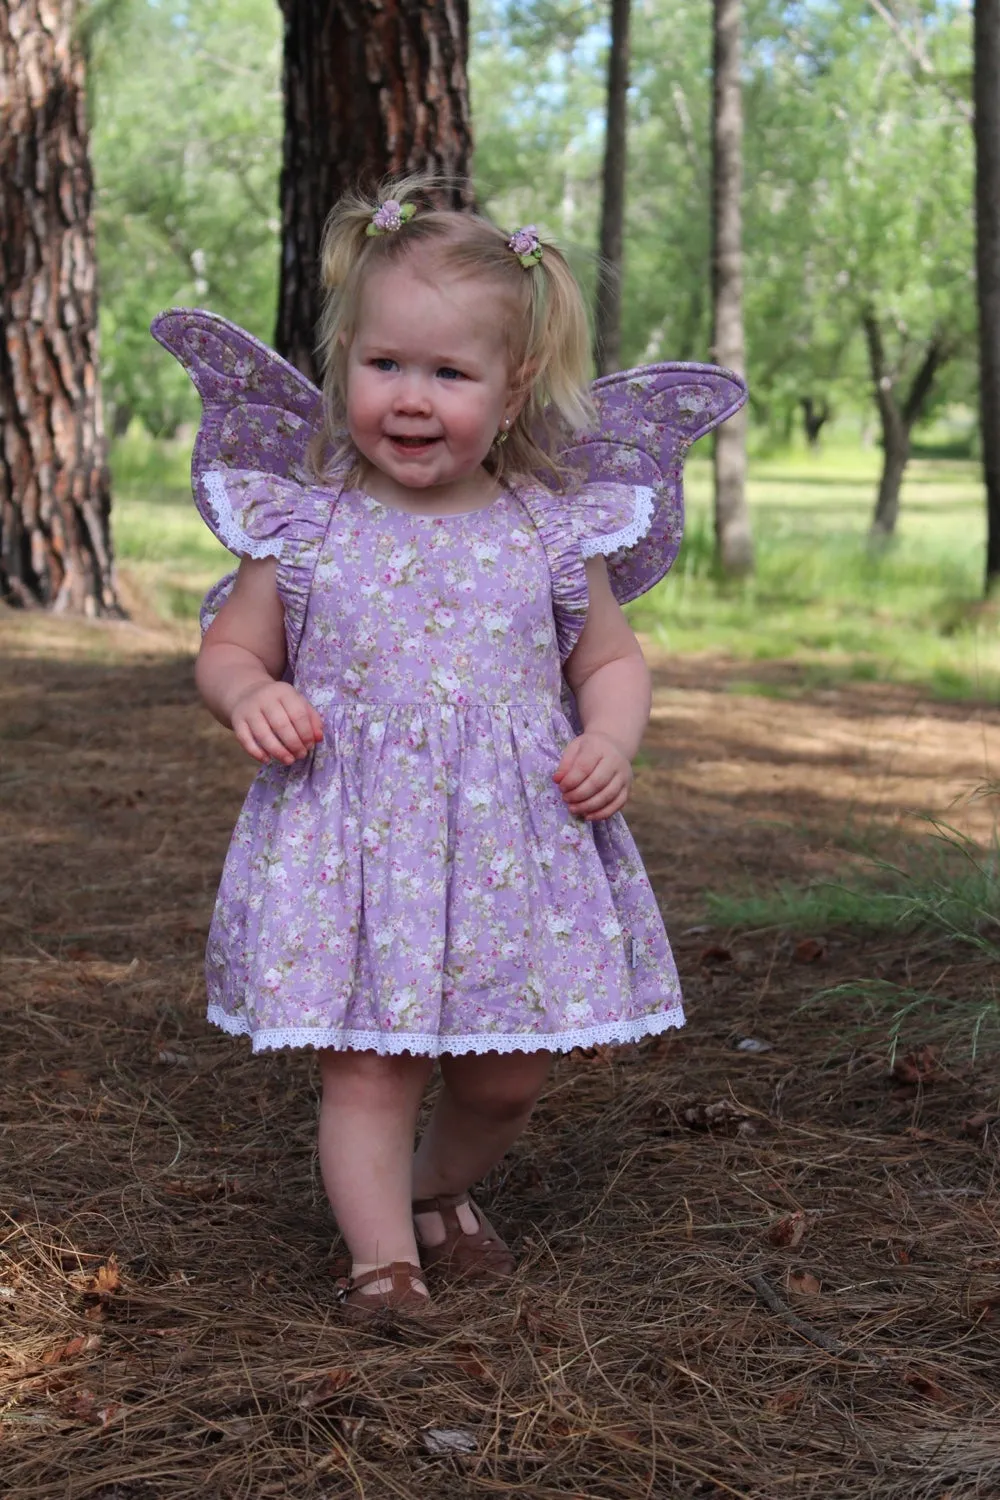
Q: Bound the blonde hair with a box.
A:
[311,174,596,487]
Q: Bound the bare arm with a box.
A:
[554,556,651,820]
[195,557,323,765]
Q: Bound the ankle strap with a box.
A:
[348,1260,424,1295]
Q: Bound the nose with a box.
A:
[393,373,432,415]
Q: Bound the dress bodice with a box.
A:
[293,489,564,714]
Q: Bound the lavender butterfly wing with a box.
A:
[150,306,321,495]
[560,363,748,603]
[150,308,324,627]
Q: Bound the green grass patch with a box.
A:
[111,426,230,619]
[711,804,1000,1057]
[628,450,997,702]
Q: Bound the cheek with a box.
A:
[448,391,500,450]
[345,373,380,431]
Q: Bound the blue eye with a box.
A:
[437,367,463,381]
[372,358,397,372]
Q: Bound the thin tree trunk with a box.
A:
[975,0,1000,595]
[593,0,631,376]
[0,0,119,615]
[800,396,831,450]
[863,307,950,541]
[276,0,474,382]
[710,0,753,576]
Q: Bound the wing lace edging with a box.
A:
[202,470,285,560]
[580,484,656,559]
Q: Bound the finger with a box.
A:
[246,714,297,764]
[573,780,627,817]
[233,722,269,764]
[584,788,628,821]
[561,763,614,805]
[305,703,325,743]
[557,752,603,794]
[262,703,310,758]
[277,690,323,749]
[553,740,583,783]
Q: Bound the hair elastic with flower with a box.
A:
[366,199,417,236]
[507,225,543,269]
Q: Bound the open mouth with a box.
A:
[389,435,440,450]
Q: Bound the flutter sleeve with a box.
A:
[515,480,656,661]
[196,467,340,673]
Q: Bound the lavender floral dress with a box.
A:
[201,469,684,1057]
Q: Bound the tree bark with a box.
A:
[276,0,474,382]
[0,0,119,615]
[710,0,753,576]
[975,0,1000,596]
[800,396,831,450]
[863,307,950,541]
[593,0,631,377]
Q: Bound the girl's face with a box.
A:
[345,260,518,509]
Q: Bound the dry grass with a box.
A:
[2,606,999,1499]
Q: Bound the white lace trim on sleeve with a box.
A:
[202,470,284,560]
[580,484,656,559]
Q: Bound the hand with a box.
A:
[553,731,632,821]
[230,680,324,765]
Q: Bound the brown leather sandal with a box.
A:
[412,1192,516,1282]
[335,1261,431,1321]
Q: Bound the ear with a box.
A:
[505,360,538,424]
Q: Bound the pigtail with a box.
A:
[496,239,596,488]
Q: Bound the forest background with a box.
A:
[90,0,998,702]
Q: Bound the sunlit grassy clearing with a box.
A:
[629,448,995,700]
[110,430,997,697]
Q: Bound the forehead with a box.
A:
[356,258,509,357]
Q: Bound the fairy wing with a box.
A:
[558,363,748,604]
[150,309,339,662]
[149,307,323,530]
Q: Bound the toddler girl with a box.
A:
[155,178,743,1317]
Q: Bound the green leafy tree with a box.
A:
[90,0,282,434]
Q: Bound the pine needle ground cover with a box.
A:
[1,607,998,1500]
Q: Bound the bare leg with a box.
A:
[319,1048,434,1294]
[411,1049,552,1246]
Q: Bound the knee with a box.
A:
[320,1048,426,1103]
[443,1067,544,1124]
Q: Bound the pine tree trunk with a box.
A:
[975,0,1000,596]
[0,0,118,615]
[710,0,753,576]
[276,0,474,382]
[593,0,631,377]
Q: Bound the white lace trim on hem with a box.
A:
[206,1002,684,1057]
[580,485,656,559]
[203,470,284,560]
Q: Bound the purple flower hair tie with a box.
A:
[508,225,543,268]
[367,199,417,236]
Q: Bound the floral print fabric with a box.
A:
[204,481,684,1056]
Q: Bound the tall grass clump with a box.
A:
[712,788,1000,1058]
